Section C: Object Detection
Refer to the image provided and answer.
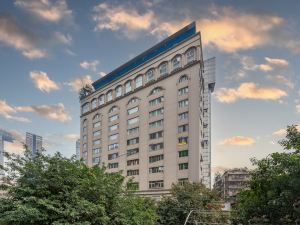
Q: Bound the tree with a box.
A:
[234,125,300,224]
[0,148,157,225]
[157,182,229,225]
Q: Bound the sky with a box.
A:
[0,0,300,176]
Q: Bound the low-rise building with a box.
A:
[213,168,250,201]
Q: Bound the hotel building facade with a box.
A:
[80,22,215,197]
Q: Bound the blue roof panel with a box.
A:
[92,22,196,91]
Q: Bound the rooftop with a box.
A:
[92,22,197,91]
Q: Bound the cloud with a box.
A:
[0,13,46,59]
[240,56,273,72]
[220,136,255,146]
[266,74,294,89]
[80,60,99,71]
[98,72,107,77]
[93,3,155,39]
[30,71,59,92]
[198,8,284,53]
[16,103,71,122]
[14,0,72,23]
[273,125,300,136]
[54,32,72,45]
[65,75,93,92]
[297,104,300,113]
[0,100,30,122]
[63,134,79,141]
[215,82,287,103]
[265,57,289,67]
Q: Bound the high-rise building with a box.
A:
[79,22,215,198]
[213,168,250,202]
[76,139,80,160]
[26,132,43,155]
[202,57,216,188]
[0,129,14,177]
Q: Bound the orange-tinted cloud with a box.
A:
[220,136,255,146]
[215,82,287,103]
[30,71,59,93]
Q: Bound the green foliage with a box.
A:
[234,125,300,224]
[0,149,157,225]
[157,182,229,225]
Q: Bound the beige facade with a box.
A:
[80,24,209,197]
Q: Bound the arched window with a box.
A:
[115,86,122,98]
[146,69,154,82]
[128,97,139,105]
[135,75,143,88]
[93,114,100,121]
[99,94,105,105]
[109,106,118,114]
[179,75,189,83]
[91,98,97,109]
[159,62,168,76]
[172,55,182,70]
[186,48,196,64]
[106,90,113,102]
[82,119,87,126]
[82,102,89,114]
[125,80,132,93]
[150,87,163,95]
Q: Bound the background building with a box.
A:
[79,22,214,197]
[202,57,216,188]
[26,132,43,155]
[76,139,80,160]
[213,168,250,201]
[0,129,14,177]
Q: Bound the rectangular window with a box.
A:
[149,180,164,189]
[179,99,189,108]
[109,133,118,141]
[179,163,189,170]
[93,121,101,128]
[178,87,189,96]
[93,130,101,137]
[127,127,139,135]
[178,124,189,133]
[92,148,101,155]
[108,153,118,160]
[108,143,119,151]
[127,117,139,125]
[178,137,188,145]
[127,169,139,176]
[92,157,100,164]
[109,115,119,122]
[149,143,164,152]
[127,182,139,190]
[127,159,139,166]
[178,178,189,185]
[127,106,139,115]
[82,151,87,157]
[149,131,163,140]
[127,137,139,145]
[108,162,118,169]
[82,127,87,133]
[179,150,189,157]
[149,154,164,163]
[109,124,118,132]
[149,108,164,117]
[149,166,164,173]
[149,96,164,106]
[93,139,101,145]
[149,119,163,129]
[127,148,139,156]
[83,143,87,150]
[178,112,188,120]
